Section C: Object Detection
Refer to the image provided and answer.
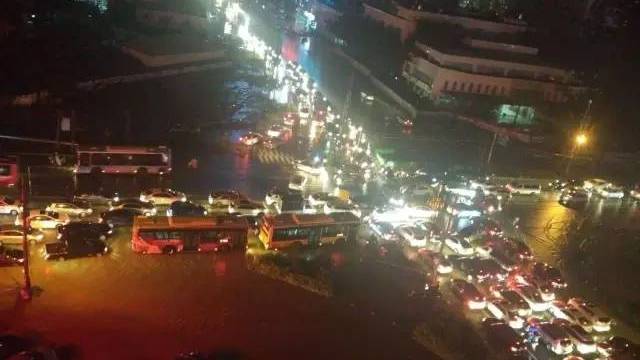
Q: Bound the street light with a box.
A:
[565,131,590,176]
[575,133,588,146]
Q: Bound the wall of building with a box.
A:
[362,4,416,42]
[396,6,530,34]
[464,38,538,56]
[415,43,571,84]
[404,53,582,103]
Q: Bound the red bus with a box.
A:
[0,156,19,188]
[132,216,249,254]
[259,212,360,250]
[76,146,171,175]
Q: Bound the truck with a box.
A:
[44,236,109,261]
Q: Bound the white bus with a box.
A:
[76,146,171,175]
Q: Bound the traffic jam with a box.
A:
[1,3,639,360]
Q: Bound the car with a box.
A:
[229,200,265,216]
[418,250,452,274]
[567,297,612,332]
[397,226,428,247]
[308,192,331,207]
[360,91,374,103]
[368,221,398,242]
[583,178,608,193]
[283,112,299,127]
[295,160,324,175]
[57,222,113,241]
[444,236,474,256]
[450,279,486,310]
[263,137,284,150]
[44,235,109,260]
[486,299,525,329]
[498,290,532,317]
[140,189,186,205]
[559,187,589,205]
[549,179,583,191]
[549,301,594,332]
[446,203,482,218]
[0,335,30,359]
[482,318,527,357]
[457,257,507,282]
[208,190,245,206]
[265,190,283,208]
[503,239,533,261]
[110,199,157,216]
[25,215,67,230]
[45,202,93,217]
[288,174,307,191]
[323,198,361,218]
[166,201,207,217]
[0,245,24,266]
[266,124,290,139]
[0,228,44,244]
[512,285,549,312]
[531,262,567,288]
[490,247,519,271]
[239,132,262,146]
[597,336,638,357]
[537,322,574,355]
[597,184,625,199]
[100,208,143,227]
[562,323,597,354]
[506,183,541,195]
[0,197,22,215]
[74,192,112,204]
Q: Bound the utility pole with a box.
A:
[486,131,498,169]
[19,157,32,300]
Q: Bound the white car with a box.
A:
[596,184,624,199]
[444,236,474,255]
[397,226,427,247]
[140,189,186,205]
[239,132,262,146]
[295,160,324,175]
[369,221,398,242]
[0,229,45,244]
[25,215,67,230]
[0,198,22,215]
[583,178,608,193]
[45,202,92,217]
[486,299,525,329]
[630,186,640,200]
[209,190,244,206]
[550,301,594,332]
[567,298,612,332]
[288,174,307,191]
[324,198,361,218]
[266,124,289,138]
[229,200,265,216]
[308,192,331,207]
[506,183,542,195]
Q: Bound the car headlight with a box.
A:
[181,196,187,202]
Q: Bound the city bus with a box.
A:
[132,216,249,254]
[0,156,19,188]
[258,212,360,250]
[76,146,171,175]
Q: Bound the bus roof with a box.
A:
[78,145,169,153]
[134,216,249,230]
[266,212,359,228]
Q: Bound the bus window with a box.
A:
[321,225,338,237]
[92,153,110,165]
[139,230,157,240]
[131,153,165,166]
[274,229,288,241]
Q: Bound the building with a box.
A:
[402,23,585,104]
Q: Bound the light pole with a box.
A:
[18,157,33,300]
[565,132,588,177]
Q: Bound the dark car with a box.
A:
[450,279,486,310]
[100,208,143,227]
[0,245,24,266]
[44,235,109,260]
[502,238,533,261]
[456,257,506,282]
[482,318,527,357]
[57,221,113,241]
[167,201,207,217]
[109,199,156,216]
[531,262,566,288]
[597,336,639,357]
[0,335,31,359]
